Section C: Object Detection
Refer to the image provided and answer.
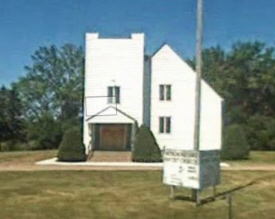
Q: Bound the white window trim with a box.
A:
[159,116,171,134]
[108,86,120,104]
[159,84,172,101]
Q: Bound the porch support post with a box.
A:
[91,124,95,151]
[131,122,136,152]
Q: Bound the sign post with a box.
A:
[170,186,175,199]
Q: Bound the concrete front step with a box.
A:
[90,151,132,162]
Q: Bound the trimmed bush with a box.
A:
[221,124,250,160]
[132,125,162,162]
[57,127,86,162]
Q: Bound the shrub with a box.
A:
[246,116,275,150]
[0,141,12,151]
[132,125,162,162]
[57,127,86,162]
[0,140,38,151]
[221,124,250,160]
[28,113,62,150]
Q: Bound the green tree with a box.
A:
[225,42,275,120]
[188,45,227,98]
[0,85,25,144]
[16,44,84,122]
[15,44,84,149]
[27,112,62,150]
[188,41,275,151]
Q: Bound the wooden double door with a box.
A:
[95,124,131,151]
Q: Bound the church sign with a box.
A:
[163,149,220,189]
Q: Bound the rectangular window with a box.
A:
[107,86,120,104]
[108,87,113,103]
[166,117,171,133]
[159,117,171,134]
[159,117,164,133]
[115,86,120,104]
[159,85,164,101]
[166,85,171,101]
[159,85,172,101]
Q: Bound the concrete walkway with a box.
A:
[35,157,230,168]
[36,157,164,167]
[2,158,275,171]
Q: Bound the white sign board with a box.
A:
[163,149,220,189]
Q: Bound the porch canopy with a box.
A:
[86,106,137,124]
[86,106,137,151]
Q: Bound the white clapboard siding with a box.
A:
[151,45,222,151]
[83,33,144,150]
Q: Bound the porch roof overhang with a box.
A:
[85,106,137,124]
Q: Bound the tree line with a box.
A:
[188,41,275,151]
[0,44,84,150]
[1,41,275,151]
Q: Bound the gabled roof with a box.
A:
[149,43,224,101]
[86,106,137,123]
[150,42,169,58]
[151,43,186,61]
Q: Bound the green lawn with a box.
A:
[0,150,57,164]
[242,151,275,163]
[0,150,275,218]
[227,151,275,167]
[0,170,275,219]
[0,150,274,165]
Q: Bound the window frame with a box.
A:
[166,85,171,101]
[115,86,120,104]
[159,84,172,101]
[107,86,120,104]
[107,86,113,103]
[159,85,165,101]
[159,116,171,134]
[165,117,171,133]
[159,117,165,133]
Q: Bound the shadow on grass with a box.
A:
[173,180,256,206]
[173,174,275,206]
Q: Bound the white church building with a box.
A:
[83,33,223,154]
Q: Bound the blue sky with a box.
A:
[1,0,275,86]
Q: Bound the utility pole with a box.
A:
[194,0,203,151]
[192,0,203,203]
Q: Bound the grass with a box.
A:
[0,170,275,219]
[246,151,275,163]
[0,150,275,218]
[0,150,57,164]
[0,150,274,165]
[227,151,275,167]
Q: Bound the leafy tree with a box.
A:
[188,41,275,151]
[188,46,227,98]
[0,85,25,145]
[16,44,84,122]
[225,42,275,119]
[14,44,84,149]
[27,112,62,150]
